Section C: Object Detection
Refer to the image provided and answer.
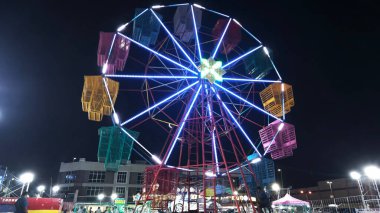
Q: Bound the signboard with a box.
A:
[114,198,125,205]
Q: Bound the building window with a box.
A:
[117,172,127,183]
[88,171,106,183]
[137,173,144,184]
[116,187,125,197]
[86,187,104,196]
[65,171,76,183]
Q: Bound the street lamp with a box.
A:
[364,166,380,207]
[350,171,366,209]
[278,169,283,188]
[37,185,45,197]
[272,183,280,199]
[20,172,34,195]
[111,193,118,200]
[326,181,334,198]
[52,185,60,195]
[98,193,105,205]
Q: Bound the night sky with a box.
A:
[0,0,379,189]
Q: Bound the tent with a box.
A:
[272,193,310,207]
[272,193,310,212]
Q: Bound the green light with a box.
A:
[199,58,226,83]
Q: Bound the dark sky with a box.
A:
[0,0,379,189]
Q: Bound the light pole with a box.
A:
[350,171,366,209]
[278,169,283,189]
[326,181,337,212]
[364,165,380,208]
[326,181,334,198]
[20,172,34,195]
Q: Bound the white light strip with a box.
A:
[212,87,262,157]
[204,8,229,17]
[263,129,281,156]
[152,5,164,9]
[207,99,220,174]
[102,78,116,116]
[150,9,199,70]
[105,74,197,79]
[222,45,263,69]
[214,83,282,121]
[164,84,202,164]
[121,127,153,156]
[121,81,198,126]
[117,9,149,32]
[117,33,198,75]
[223,77,281,83]
[193,4,205,9]
[212,18,232,59]
[237,20,262,44]
[152,155,162,164]
[191,5,202,60]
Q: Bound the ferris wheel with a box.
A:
[82,3,296,212]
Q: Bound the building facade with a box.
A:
[57,158,148,203]
[290,177,377,201]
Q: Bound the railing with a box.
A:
[309,195,380,212]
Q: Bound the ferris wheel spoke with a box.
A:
[214,83,282,121]
[211,87,262,157]
[205,90,220,174]
[150,9,199,71]
[232,19,262,44]
[120,127,153,157]
[117,32,198,75]
[263,128,282,156]
[117,9,149,32]
[212,18,232,59]
[191,5,202,60]
[221,45,263,69]
[105,74,197,80]
[164,84,202,164]
[223,77,281,83]
[120,81,199,126]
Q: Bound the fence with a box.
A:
[309,195,380,212]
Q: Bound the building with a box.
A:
[57,158,148,203]
[239,157,276,196]
[290,177,378,200]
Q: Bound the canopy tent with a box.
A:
[272,193,310,207]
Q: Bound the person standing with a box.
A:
[256,187,272,213]
[95,207,102,213]
[15,191,29,213]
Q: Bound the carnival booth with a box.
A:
[271,193,310,213]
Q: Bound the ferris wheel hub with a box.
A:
[199,58,226,84]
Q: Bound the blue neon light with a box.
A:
[105,74,197,79]
[222,45,263,69]
[263,129,281,156]
[212,87,262,157]
[121,81,198,126]
[214,83,282,121]
[212,18,232,59]
[150,9,198,70]
[207,98,220,174]
[191,5,202,60]
[117,33,198,75]
[164,84,202,164]
[223,77,281,83]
